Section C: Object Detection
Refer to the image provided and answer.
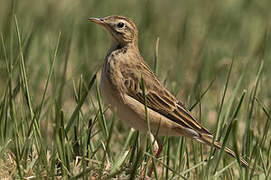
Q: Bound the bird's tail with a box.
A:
[198,133,249,167]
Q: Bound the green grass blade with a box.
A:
[140,76,158,179]
[109,129,135,175]
[96,82,108,139]
[206,58,234,175]
[243,60,264,160]
[14,15,35,120]
[37,32,61,120]
[154,37,159,75]
[65,73,96,133]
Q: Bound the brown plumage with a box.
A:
[89,15,249,170]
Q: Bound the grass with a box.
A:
[1,0,271,179]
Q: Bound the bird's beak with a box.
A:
[88,17,106,26]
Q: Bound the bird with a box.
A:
[88,15,249,175]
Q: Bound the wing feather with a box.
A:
[121,63,211,135]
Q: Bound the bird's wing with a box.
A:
[121,60,211,135]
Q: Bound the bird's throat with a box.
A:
[109,37,123,51]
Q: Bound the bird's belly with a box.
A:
[100,72,184,136]
[100,71,146,131]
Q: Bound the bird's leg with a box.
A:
[147,135,163,177]
[140,134,163,178]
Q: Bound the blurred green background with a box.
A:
[1,0,271,106]
[0,0,271,179]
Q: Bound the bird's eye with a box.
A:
[117,22,125,28]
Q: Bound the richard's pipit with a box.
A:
[89,15,249,173]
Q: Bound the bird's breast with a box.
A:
[100,54,125,108]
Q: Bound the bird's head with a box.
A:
[89,15,138,49]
